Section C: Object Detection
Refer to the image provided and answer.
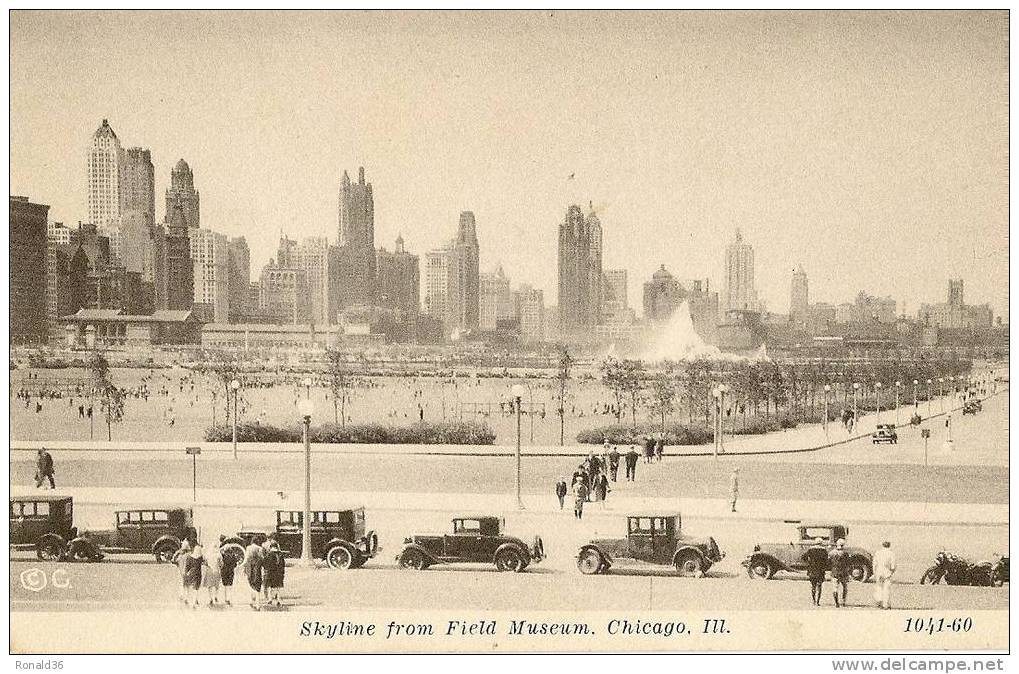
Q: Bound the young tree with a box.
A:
[86,349,124,441]
[599,356,627,423]
[648,364,678,433]
[555,346,572,446]
[326,348,362,427]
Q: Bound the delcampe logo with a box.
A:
[19,568,70,592]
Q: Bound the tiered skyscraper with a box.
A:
[331,167,377,311]
[723,229,758,315]
[119,147,156,281]
[424,211,480,335]
[790,264,809,318]
[87,119,124,262]
[557,203,602,334]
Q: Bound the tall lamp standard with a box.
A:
[938,377,945,413]
[230,379,241,460]
[711,385,728,459]
[297,398,315,567]
[926,379,933,419]
[511,384,526,510]
[874,382,883,424]
[913,379,919,413]
[303,377,312,400]
[823,384,831,439]
[894,381,902,427]
[852,382,860,428]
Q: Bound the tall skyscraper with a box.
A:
[280,236,330,325]
[424,247,451,326]
[480,266,513,331]
[227,237,251,323]
[376,234,420,315]
[190,228,230,323]
[10,196,50,343]
[948,279,964,307]
[601,268,628,318]
[333,166,377,308]
[165,159,200,230]
[514,283,545,342]
[119,147,156,278]
[154,204,194,311]
[259,260,309,324]
[723,229,758,315]
[557,203,603,333]
[423,211,480,335]
[643,265,683,321]
[790,264,809,318]
[87,119,123,230]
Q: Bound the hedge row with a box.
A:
[576,423,715,446]
[204,420,496,445]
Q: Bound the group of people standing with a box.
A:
[175,534,286,610]
[803,538,897,609]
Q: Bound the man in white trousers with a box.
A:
[873,541,897,609]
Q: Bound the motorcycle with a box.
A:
[920,551,1003,587]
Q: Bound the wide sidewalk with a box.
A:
[10,484,1006,526]
[10,389,998,460]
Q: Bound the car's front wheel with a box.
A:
[153,541,179,564]
[747,558,775,580]
[848,559,872,582]
[36,538,64,562]
[495,548,526,573]
[577,549,604,575]
[675,551,704,577]
[399,549,429,570]
[327,545,353,570]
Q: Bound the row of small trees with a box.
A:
[588,353,974,435]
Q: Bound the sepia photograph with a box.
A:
[6,8,1010,661]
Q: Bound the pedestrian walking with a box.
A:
[262,541,286,607]
[804,537,830,606]
[34,448,55,489]
[555,477,568,510]
[828,538,850,608]
[655,433,665,462]
[624,446,639,481]
[592,472,610,507]
[729,467,740,512]
[202,544,224,606]
[608,446,620,482]
[573,480,589,520]
[183,544,204,608]
[643,435,655,464]
[175,539,192,603]
[219,536,238,606]
[242,536,266,610]
[872,541,897,609]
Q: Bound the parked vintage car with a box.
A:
[742,522,873,581]
[223,508,379,569]
[10,495,77,561]
[871,424,898,444]
[962,400,982,415]
[66,506,198,563]
[397,515,544,572]
[576,513,723,577]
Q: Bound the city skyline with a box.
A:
[10,11,1008,318]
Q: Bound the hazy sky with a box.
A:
[10,10,1009,319]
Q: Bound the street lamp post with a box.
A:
[712,385,727,459]
[875,382,883,424]
[718,384,728,454]
[297,398,315,567]
[303,376,312,400]
[938,377,945,413]
[913,379,919,413]
[511,384,526,509]
[823,384,831,439]
[894,381,902,427]
[926,379,933,419]
[230,379,240,460]
[852,382,860,429]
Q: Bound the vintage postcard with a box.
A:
[7,9,1009,659]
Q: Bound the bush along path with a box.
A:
[204,420,496,445]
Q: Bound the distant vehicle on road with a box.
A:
[743,522,872,581]
[871,424,898,444]
[67,506,198,563]
[398,516,544,572]
[10,495,77,561]
[962,400,982,415]
[576,513,724,577]
[224,508,379,569]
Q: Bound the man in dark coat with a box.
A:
[624,446,639,481]
[655,434,665,462]
[804,537,831,606]
[828,538,851,607]
[35,449,55,489]
[644,436,655,463]
[608,446,621,482]
[555,478,568,510]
